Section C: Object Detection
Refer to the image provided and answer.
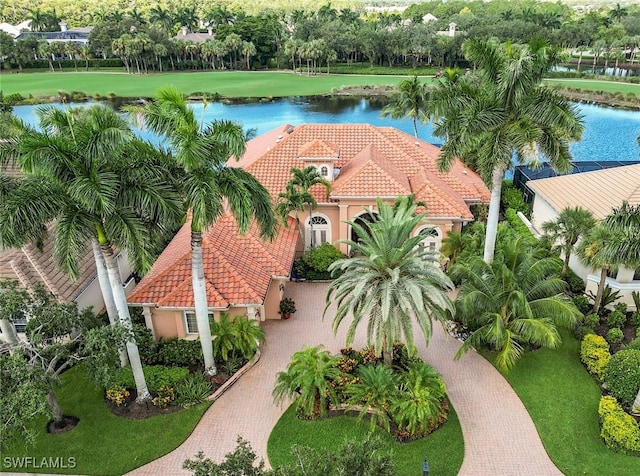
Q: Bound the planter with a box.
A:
[282,312,291,320]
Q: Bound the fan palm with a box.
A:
[381,75,431,138]
[272,345,343,419]
[130,86,276,375]
[451,235,581,371]
[0,105,183,402]
[325,196,454,365]
[541,206,596,279]
[432,38,584,263]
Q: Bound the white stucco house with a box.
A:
[526,163,640,310]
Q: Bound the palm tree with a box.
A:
[0,105,182,402]
[131,86,276,375]
[285,166,330,248]
[273,345,343,419]
[381,75,430,138]
[275,182,311,239]
[542,206,596,279]
[601,202,640,270]
[451,235,581,371]
[432,39,584,263]
[325,196,454,365]
[576,226,615,314]
[345,364,399,432]
[609,3,628,23]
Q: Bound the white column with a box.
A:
[142,307,156,340]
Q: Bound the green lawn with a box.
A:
[267,402,464,476]
[1,70,639,100]
[0,365,211,475]
[0,71,406,99]
[544,78,640,95]
[500,331,640,476]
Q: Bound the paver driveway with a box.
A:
[129,282,561,476]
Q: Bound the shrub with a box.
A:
[580,334,611,381]
[607,311,627,329]
[625,337,640,351]
[106,385,130,406]
[614,302,628,314]
[573,294,591,314]
[584,313,600,328]
[304,243,344,273]
[598,396,640,455]
[175,373,212,408]
[133,324,158,365]
[156,338,203,367]
[605,349,640,408]
[606,328,624,345]
[222,355,245,375]
[566,269,586,294]
[501,181,530,217]
[113,365,189,394]
[574,324,593,341]
[630,311,640,328]
[152,385,175,408]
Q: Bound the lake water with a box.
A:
[12,97,640,166]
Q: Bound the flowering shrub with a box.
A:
[152,385,175,408]
[106,385,130,406]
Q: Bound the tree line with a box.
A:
[1,1,639,74]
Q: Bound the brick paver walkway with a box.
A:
[129,282,561,476]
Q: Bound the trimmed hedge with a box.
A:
[580,334,611,382]
[113,365,189,394]
[598,396,640,455]
[605,349,640,408]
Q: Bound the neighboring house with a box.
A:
[0,20,32,37]
[0,229,134,330]
[527,163,640,310]
[127,212,298,338]
[14,23,92,45]
[127,123,490,338]
[172,27,215,43]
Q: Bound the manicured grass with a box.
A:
[2,70,638,100]
[0,365,211,475]
[545,78,640,95]
[0,71,407,99]
[499,331,640,476]
[267,402,464,476]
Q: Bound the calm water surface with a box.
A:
[12,97,640,164]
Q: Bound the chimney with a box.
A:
[207,27,213,36]
[59,21,68,32]
[181,26,188,36]
[448,22,456,37]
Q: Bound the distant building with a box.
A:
[172,26,215,43]
[14,22,92,45]
[0,20,32,37]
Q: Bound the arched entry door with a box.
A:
[306,214,331,248]
[351,212,379,244]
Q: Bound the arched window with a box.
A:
[306,214,331,248]
[416,226,441,253]
[320,165,329,177]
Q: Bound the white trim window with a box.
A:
[306,214,331,248]
[417,226,441,253]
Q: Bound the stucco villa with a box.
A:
[127,123,490,338]
[526,163,640,310]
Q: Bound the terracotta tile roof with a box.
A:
[332,145,410,197]
[128,212,298,308]
[527,163,640,220]
[298,139,341,159]
[240,124,489,216]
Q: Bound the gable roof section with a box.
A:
[240,123,490,217]
[128,213,298,308]
[527,163,640,220]
[298,139,341,159]
[332,145,410,197]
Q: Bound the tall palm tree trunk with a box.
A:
[0,318,18,345]
[92,240,128,367]
[412,119,418,138]
[191,231,217,375]
[483,164,506,263]
[592,267,608,313]
[101,243,151,402]
[562,251,571,279]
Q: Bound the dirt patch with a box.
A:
[47,415,79,434]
